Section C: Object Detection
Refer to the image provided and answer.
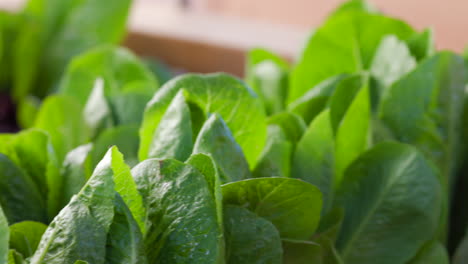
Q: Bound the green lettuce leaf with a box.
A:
[379,52,467,189]
[409,241,449,264]
[9,221,47,259]
[293,110,334,212]
[370,35,416,91]
[16,96,40,129]
[245,48,289,115]
[109,81,157,127]
[15,0,132,97]
[266,112,306,143]
[34,95,90,164]
[0,154,46,223]
[288,74,346,125]
[454,231,468,264]
[0,11,19,90]
[82,78,113,137]
[30,146,117,264]
[224,205,282,264]
[91,125,140,168]
[333,82,370,184]
[139,73,267,168]
[283,239,342,264]
[193,114,251,183]
[185,153,225,263]
[7,250,24,264]
[132,158,224,263]
[253,125,292,178]
[60,144,93,208]
[11,129,62,220]
[12,14,42,101]
[146,90,194,161]
[0,206,8,264]
[222,177,322,240]
[105,194,148,264]
[59,46,157,107]
[407,29,435,61]
[335,142,441,264]
[289,11,415,103]
[107,146,146,234]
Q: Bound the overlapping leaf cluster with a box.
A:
[245,2,466,262]
[1,0,468,263]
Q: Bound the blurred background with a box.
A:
[2,0,468,74]
[196,0,468,52]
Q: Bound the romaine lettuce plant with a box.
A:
[1,0,468,263]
